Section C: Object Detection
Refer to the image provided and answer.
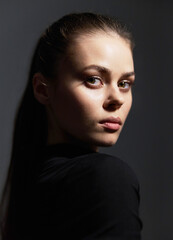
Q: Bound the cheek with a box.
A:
[52,86,103,123]
[124,94,132,116]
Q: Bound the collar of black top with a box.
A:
[37,143,96,159]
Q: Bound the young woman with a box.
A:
[1,12,142,239]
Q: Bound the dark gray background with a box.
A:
[0,1,172,239]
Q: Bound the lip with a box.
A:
[99,117,122,131]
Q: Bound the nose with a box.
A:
[103,84,124,111]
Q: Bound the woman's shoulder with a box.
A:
[33,151,142,238]
[36,150,139,189]
[64,152,142,237]
[69,152,140,188]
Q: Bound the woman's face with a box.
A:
[47,32,135,150]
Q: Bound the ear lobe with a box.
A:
[32,73,50,105]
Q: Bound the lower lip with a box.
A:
[101,122,121,130]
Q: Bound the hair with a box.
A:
[0,12,134,239]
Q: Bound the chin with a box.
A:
[98,140,118,147]
[91,135,119,148]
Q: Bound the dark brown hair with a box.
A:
[0,12,134,239]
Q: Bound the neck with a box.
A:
[46,106,98,152]
[47,124,98,152]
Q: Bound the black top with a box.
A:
[12,143,142,239]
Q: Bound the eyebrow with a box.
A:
[82,64,135,79]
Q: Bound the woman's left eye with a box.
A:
[85,76,102,87]
[118,80,131,89]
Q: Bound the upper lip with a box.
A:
[99,116,122,125]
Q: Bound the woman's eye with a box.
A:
[85,76,102,87]
[118,80,131,89]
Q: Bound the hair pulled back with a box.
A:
[0,12,134,239]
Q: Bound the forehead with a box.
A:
[64,32,134,73]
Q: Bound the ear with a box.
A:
[32,73,50,105]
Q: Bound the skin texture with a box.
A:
[34,31,135,151]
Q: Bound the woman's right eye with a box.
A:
[85,76,103,88]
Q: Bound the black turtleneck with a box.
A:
[12,144,142,239]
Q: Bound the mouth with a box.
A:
[99,117,122,131]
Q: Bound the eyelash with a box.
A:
[85,76,133,91]
[118,80,133,90]
[85,76,103,88]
